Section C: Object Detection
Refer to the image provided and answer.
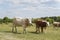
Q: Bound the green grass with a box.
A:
[0,23,60,40]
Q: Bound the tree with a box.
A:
[56,16,60,22]
[3,17,9,24]
[8,19,13,23]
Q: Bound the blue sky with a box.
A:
[0,0,60,18]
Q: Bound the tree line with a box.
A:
[0,16,60,24]
[0,17,13,24]
[32,16,60,24]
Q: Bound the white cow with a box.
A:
[53,22,60,27]
[12,17,30,33]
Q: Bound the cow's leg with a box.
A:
[36,26,39,33]
[24,27,26,34]
[36,25,38,33]
[36,27,40,33]
[44,27,46,30]
[41,27,43,33]
[12,25,14,32]
[38,27,40,33]
[23,25,26,34]
[12,26,14,32]
[15,26,17,33]
[23,27,26,34]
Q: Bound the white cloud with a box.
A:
[55,0,60,2]
[6,0,21,5]
[0,0,60,18]
[0,0,4,4]
[40,0,50,2]
[5,0,51,5]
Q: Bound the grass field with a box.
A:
[0,23,60,40]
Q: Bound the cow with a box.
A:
[46,22,50,27]
[34,20,47,33]
[53,22,60,27]
[12,17,30,33]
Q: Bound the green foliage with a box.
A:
[45,17,54,24]
[32,18,39,23]
[8,18,13,23]
[0,18,3,24]
[41,17,48,20]
[41,16,60,23]
[56,16,60,22]
[3,16,13,24]
[0,16,60,24]
[3,17,9,24]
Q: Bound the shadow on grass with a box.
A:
[28,31,45,34]
[0,30,45,34]
[0,31,21,34]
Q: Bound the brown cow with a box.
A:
[12,17,29,33]
[34,20,47,33]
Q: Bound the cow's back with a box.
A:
[35,21,47,27]
[13,18,23,26]
[13,18,30,27]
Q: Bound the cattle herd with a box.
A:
[11,17,60,34]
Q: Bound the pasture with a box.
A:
[0,23,60,40]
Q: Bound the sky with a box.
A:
[0,0,60,18]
